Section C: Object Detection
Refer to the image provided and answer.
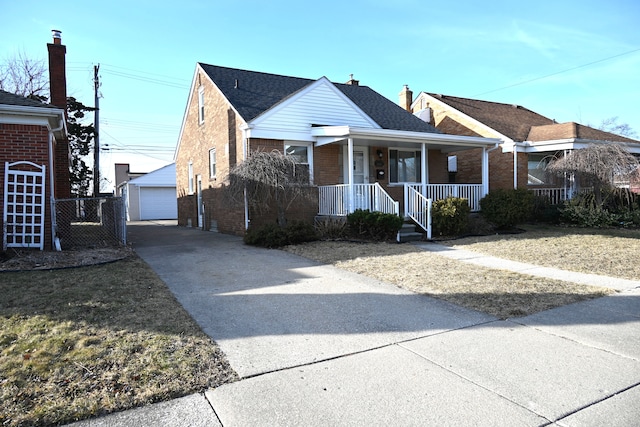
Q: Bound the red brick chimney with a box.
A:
[47,29,71,199]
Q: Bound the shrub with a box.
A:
[244,221,318,248]
[480,188,534,229]
[531,195,562,224]
[314,217,348,240]
[431,197,470,236]
[559,205,618,228]
[347,209,404,241]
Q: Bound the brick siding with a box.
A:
[0,123,53,249]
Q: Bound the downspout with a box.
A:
[241,125,250,230]
[513,143,518,189]
[49,118,65,251]
[483,142,500,196]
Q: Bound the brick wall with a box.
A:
[175,70,246,233]
[429,102,528,190]
[0,123,53,249]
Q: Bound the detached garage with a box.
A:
[121,163,177,221]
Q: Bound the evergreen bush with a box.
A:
[431,197,470,236]
[479,188,534,229]
[346,209,404,241]
[244,221,318,248]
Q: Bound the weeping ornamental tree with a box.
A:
[226,150,312,227]
[546,143,640,208]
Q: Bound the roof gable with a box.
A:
[423,93,554,141]
[249,77,379,133]
[197,63,439,133]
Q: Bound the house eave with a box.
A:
[311,125,499,150]
[0,104,67,139]
[521,138,640,154]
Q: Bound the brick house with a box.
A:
[0,31,70,250]
[175,64,499,236]
[404,91,640,201]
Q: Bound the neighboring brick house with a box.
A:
[403,90,640,199]
[0,91,67,250]
[0,30,70,251]
[175,64,499,236]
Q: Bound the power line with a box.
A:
[101,129,175,161]
[99,63,189,89]
[473,47,640,97]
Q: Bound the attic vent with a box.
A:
[234,79,238,89]
[512,104,520,109]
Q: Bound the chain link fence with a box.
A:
[54,197,127,249]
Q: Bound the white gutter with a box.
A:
[49,117,66,251]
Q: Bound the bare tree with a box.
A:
[0,51,49,101]
[226,150,312,227]
[546,143,640,207]
[596,116,637,139]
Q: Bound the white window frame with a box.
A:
[188,161,194,194]
[209,148,217,179]
[284,141,313,184]
[198,86,205,124]
[389,148,421,184]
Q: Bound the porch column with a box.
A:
[421,144,428,195]
[348,137,354,212]
[482,147,489,196]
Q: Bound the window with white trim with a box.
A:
[198,86,205,124]
[188,161,194,194]
[284,142,312,184]
[389,149,421,183]
[209,148,217,179]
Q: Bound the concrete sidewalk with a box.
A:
[69,223,640,426]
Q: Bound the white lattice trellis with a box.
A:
[3,161,46,250]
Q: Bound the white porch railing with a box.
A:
[404,185,432,239]
[407,184,484,212]
[531,187,570,205]
[318,183,399,216]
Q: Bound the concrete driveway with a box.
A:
[122,221,640,426]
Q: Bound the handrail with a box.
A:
[404,184,432,240]
[318,183,399,216]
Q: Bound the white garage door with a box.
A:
[139,187,177,220]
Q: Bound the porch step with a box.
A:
[397,223,424,243]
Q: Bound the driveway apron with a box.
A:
[128,222,495,378]
[127,222,640,426]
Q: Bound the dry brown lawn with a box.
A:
[0,256,237,427]
[441,225,640,281]
[283,225,636,319]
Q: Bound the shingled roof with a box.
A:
[527,122,639,144]
[199,63,439,133]
[0,90,58,109]
[427,93,555,141]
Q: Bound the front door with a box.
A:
[343,146,370,210]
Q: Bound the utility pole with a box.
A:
[93,64,100,196]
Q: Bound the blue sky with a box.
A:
[3,0,639,191]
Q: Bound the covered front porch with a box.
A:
[311,126,500,237]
